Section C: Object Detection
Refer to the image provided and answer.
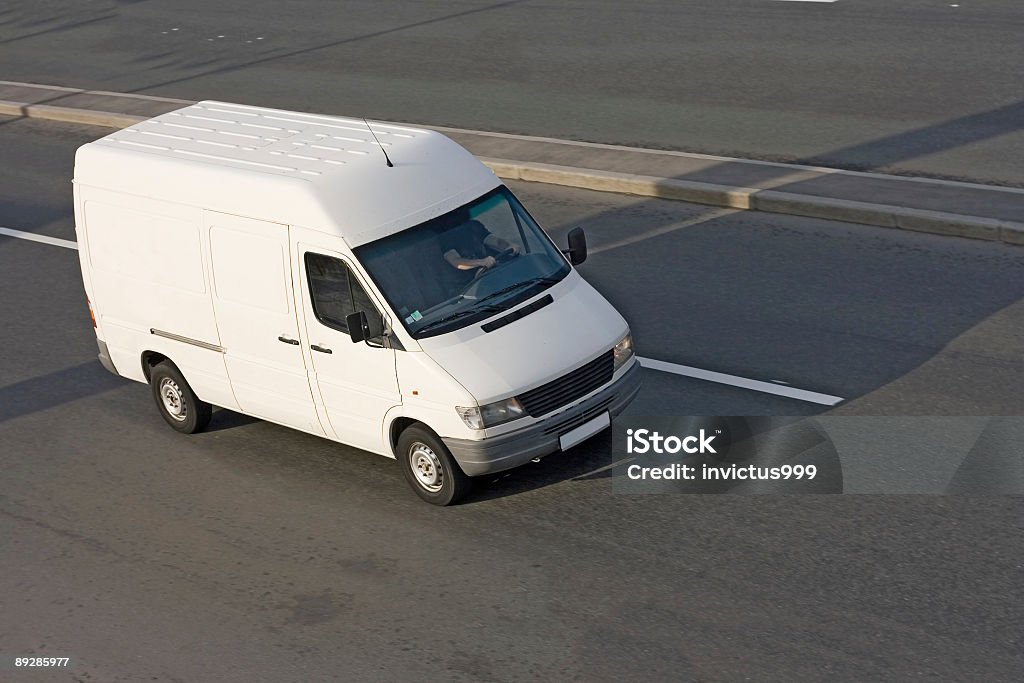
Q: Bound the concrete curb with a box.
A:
[4,96,1021,246]
[483,158,1024,245]
[481,158,757,209]
[0,100,145,128]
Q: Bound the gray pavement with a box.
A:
[1,118,1023,681]
[2,82,1022,243]
[1,0,1022,186]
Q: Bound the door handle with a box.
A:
[311,344,333,354]
[278,335,300,345]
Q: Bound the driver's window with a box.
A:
[305,252,384,337]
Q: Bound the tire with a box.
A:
[397,424,472,506]
[149,361,212,434]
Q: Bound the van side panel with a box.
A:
[79,187,236,408]
[204,211,323,435]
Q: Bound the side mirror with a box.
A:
[566,226,587,265]
[346,311,371,343]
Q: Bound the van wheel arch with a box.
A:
[142,353,208,405]
[141,351,169,382]
[389,417,418,457]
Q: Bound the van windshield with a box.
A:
[354,186,570,339]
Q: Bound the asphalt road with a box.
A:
[2,1,1023,186]
[1,118,1023,681]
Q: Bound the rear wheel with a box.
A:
[150,361,212,434]
[397,425,472,506]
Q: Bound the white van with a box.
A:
[73,101,641,504]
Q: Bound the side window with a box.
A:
[351,279,385,338]
[305,252,384,337]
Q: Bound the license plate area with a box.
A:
[558,411,610,451]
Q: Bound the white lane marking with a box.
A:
[0,225,844,405]
[638,357,844,406]
[0,226,78,250]
[589,208,738,255]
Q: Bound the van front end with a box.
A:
[410,269,643,479]
[444,350,642,476]
[353,181,643,502]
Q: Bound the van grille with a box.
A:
[543,396,615,436]
[517,350,614,418]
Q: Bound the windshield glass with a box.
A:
[354,186,570,338]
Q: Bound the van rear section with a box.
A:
[74,187,240,411]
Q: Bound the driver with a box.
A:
[441,219,519,283]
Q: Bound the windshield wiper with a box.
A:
[415,277,560,336]
[471,276,561,308]
[415,305,504,335]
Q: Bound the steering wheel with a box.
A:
[494,246,518,264]
[472,247,518,280]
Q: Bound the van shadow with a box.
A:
[0,199,74,235]
[206,408,260,432]
[0,361,123,424]
[0,359,254,431]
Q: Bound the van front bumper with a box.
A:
[443,361,642,477]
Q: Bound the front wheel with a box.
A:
[397,425,472,505]
[150,361,212,434]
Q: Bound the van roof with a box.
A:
[74,101,500,246]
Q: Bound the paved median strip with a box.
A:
[0,225,845,406]
[1,82,1021,247]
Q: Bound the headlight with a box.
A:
[613,332,634,371]
[456,396,526,430]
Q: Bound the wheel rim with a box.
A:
[159,377,188,422]
[409,442,444,493]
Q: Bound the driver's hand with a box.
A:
[479,256,497,269]
[510,244,521,255]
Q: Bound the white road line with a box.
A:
[638,357,844,406]
[0,227,78,250]
[588,208,738,255]
[0,225,844,405]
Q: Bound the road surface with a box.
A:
[0,118,1022,681]
[1,1,1023,184]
